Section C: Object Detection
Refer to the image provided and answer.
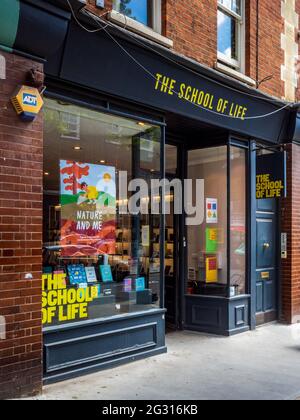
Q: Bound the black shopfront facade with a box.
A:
[11,0,295,384]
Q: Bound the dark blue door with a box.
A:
[256,199,278,325]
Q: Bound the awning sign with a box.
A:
[256,152,286,199]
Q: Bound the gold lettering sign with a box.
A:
[256,174,284,199]
[154,73,248,120]
[256,153,286,200]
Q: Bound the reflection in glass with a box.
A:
[217,9,237,60]
[114,0,150,26]
[218,0,241,14]
[165,144,178,175]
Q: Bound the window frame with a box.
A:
[113,0,162,34]
[217,0,245,72]
[42,91,166,330]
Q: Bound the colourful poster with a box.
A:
[206,198,218,224]
[206,228,218,253]
[206,257,218,283]
[60,160,116,257]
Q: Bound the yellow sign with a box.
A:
[42,273,99,325]
[261,272,270,280]
[256,153,286,199]
[206,257,218,283]
[11,85,44,122]
[209,229,218,241]
[256,174,284,199]
[154,73,248,120]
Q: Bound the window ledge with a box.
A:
[214,62,256,87]
[108,10,173,49]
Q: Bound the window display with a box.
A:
[187,146,228,297]
[186,144,247,298]
[43,98,162,327]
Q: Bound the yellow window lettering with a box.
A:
[58,303,88,322]
[42,291,48,308]
[47,291,57,307]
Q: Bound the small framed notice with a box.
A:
[206,198,218,224]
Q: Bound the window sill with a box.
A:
[108,10,173,49]
[214,62,256,87]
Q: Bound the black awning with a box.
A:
[6,0,296,144]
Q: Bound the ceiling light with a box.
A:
[137,122,146,127]
[44,172,50,176]
[73,146,82,151]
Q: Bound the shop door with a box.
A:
[256,199,278,325]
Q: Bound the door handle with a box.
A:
[263,242,270,249]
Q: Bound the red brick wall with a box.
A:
[281,143,300,324]
[246,0,284,98]
[164,0,217,68]
[85,0,285,98]
[296,0,300,101]
[0,52,43,399]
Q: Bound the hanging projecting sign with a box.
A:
[256,152,287,199]
[60,160,116,257]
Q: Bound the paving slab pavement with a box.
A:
[25,323,300,400]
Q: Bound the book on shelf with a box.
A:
[135,277,146,292]
[85,266,98,283]
[68,264,87,285]
[99,265,114,283]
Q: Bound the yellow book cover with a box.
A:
[206,257,218,283]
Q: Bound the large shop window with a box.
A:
[43,98,162,327]
[186,144,247,298]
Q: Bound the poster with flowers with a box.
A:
[60,160,116,257]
